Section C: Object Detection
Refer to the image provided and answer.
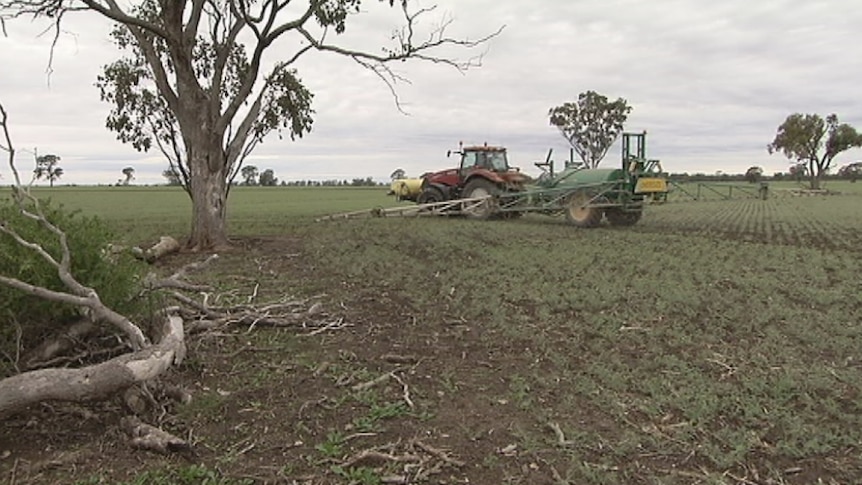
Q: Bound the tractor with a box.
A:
[378,132,667,227]
[414,143,531,218]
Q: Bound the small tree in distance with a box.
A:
[838,162,862,183]
[768,113,862,189]
[162,168,182,186]
[549,91,632,168]
[259,169,278,187]
[33,153,63,187]
[745,166,763,183]
[121,166,135,185]
[789,163,807,183]
[241,165,259,186]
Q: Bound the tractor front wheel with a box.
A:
[565,190,602,228]
[417,187,446,205]
[605,208,642,226]
[461,178,500,220]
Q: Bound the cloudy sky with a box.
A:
[1,0,860,185]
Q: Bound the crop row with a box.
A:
[639,195,862,253]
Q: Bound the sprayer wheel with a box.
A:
[565,190,602,228]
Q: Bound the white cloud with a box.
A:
[1,0,860,186]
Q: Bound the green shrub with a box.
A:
[0,197,146,375]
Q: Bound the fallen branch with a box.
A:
[131,236,181,263]
[412,440,465,467]
[121,415,191,454]
[305,317,347,336]
[548,422,575,447]
[340,449,420,468]
[352,372,392,393]
[390,372,414,408]
[381,354,418,365]
[0,316,185,420]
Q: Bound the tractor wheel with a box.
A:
[417,187,446,205]
[565,190,602,228]
[461,178,500,220]
[605,208,642,226]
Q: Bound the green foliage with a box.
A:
[74,464,254,485]
[315,431,345,458]
[331,465,381,485]
[768,113,862,189]
[351,401,410,432]
[0,197,145,373]
[21,187,862,483]
[549,91,632,168]
[95,0,315,200]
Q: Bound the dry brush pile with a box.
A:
[0,103,339,457]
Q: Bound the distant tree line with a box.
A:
[161,167,384,187]
[667,163,861,184]
[281,178,386,187]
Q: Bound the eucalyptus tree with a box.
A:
[768,113,862,190]
[1,0,501,249]
[549,91,632,168]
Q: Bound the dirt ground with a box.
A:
[1,236,561,485]
[3,207,861,485]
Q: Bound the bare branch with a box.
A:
[0,99,149,349]
[0,315,184,420]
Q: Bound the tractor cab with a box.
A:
[457,145,510,174]
[416,143,529,204]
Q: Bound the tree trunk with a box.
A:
[0,316,185,420]
[809,175,821,190]
[187,149,230,251]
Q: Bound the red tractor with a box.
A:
[416,143,530,218]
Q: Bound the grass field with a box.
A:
[1,183,861,484]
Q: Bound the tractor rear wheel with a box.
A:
[565,190,602,228]
[605,208,642,226]
[461,178,500,220]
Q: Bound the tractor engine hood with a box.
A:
[421,168,459,180]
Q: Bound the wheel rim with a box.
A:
[567,191,592,222]
[465,187,493,217]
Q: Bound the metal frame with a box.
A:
[317,180,644,221]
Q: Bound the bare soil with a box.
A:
[0,236,561,485]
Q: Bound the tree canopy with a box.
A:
[768,113,862,189]
[548,91,632,168]
[33,153,63,187]
[240,165,259,185]
[744,166,763,183]
[1,0,501,249]
[121,166,135,185]
[258,168,277,186]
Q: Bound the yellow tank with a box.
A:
[387,178,423,202]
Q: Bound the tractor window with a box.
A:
[486,151,508,171]
[461,152,479,171]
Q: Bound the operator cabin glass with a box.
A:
[461,151,479,171]
[487,151,507,171]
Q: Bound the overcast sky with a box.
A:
[1,0,860,185]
